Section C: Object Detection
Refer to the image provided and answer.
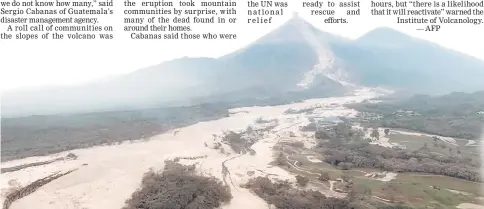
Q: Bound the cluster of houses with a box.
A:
[393,110,421,117]
[355,112,382,122]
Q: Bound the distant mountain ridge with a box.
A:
[2,16,484,117]
[350,90,484,139]
[349,27,484,93]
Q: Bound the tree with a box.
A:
[246,126,254,134]
[338,162,353,170]
[244,176,360,209]
[295,175,309,187]
[334,122,352,138]
[318,172,330,181]
[384,128,390,135]
[66,153,78,160]
[370,128,380,140]
[315,130,330,139]
[275,153,289,168]
[123,161,232,209]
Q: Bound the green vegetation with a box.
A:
[280,150,481,208]
[295,175,309,187]
[388,134,479,159]
[314,122,480,182]
[354,177,477,209]
[1,104,229,161]
[243,176,363,209]
[123,160,232,209]
[349,91,484,139]
[277,118,482,208]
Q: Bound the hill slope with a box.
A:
[3,17,484,117]
[1,16,349,117]
[346,27,484,93]
[349,90,484,139]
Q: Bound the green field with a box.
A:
[388,133,480,159]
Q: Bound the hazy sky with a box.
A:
[1,2,483,93]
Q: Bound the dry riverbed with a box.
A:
[0,88,387,209]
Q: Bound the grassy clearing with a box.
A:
[388,134,433,149]
[354,177,475,209]
[289,153,366,180]
[389,134,451,154]
[388,133,480,159]
[280,150,482,209]
[288,159,471,208]
[396,173,482,196]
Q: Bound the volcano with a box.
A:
[3,15,484,117]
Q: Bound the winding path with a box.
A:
[284,155,344,196]
[222,154,244,191]
[283,154,397,202]
[220,120,305,192]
